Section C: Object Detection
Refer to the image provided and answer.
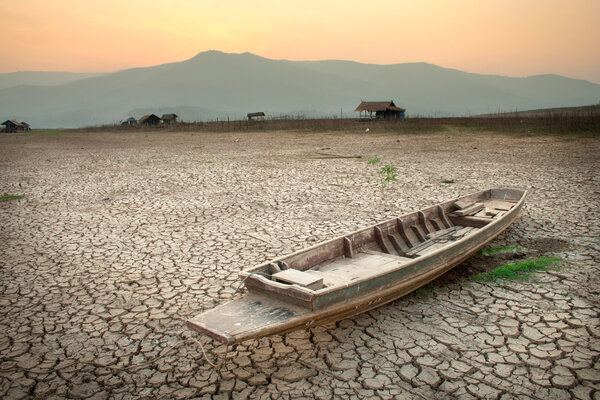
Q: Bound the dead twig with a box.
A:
[305,152,362,160]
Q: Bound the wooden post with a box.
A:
[343,237,354,258]
[438,206,453,228]
[374,226,390,254]
[418,211,430,234]
[396,218,413,248]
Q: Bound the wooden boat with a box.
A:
[187,188,526,344]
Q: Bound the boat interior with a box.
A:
[242,188,524,295]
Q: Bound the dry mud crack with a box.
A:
[1,130,599,399]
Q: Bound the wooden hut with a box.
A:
[354,101,405,120]
[139,114,161,126]
[1,120,29,132]
[120,117,137,126]
[161,114,178,124]
[247,112,265,121]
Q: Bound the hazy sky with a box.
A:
[1,0,599,83]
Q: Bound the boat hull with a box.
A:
[187,188,525,344]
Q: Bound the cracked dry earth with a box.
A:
[0,129,599,400]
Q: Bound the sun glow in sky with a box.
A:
[1,0,599,82]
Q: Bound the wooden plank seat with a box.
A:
[453,202,485,217]
[272,269,324,290]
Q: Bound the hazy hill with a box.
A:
[0,71,101,90]
[1,51,599,128]
[477,104,600,117]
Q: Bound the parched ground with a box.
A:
[0,129,598,399]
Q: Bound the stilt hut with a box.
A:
[140,114,161,126]
[354,101,405,120]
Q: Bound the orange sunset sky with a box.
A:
[1,0,599,83]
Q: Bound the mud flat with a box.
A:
[1,129,599,399]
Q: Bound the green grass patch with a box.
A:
[28,129,61,136]
[411,286,436,298]
[0,194,23,202]
[479,246,521,256]
[367,156,381,165]
[472,256,562,282]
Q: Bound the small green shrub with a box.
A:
[367,157,398,200]
[379,164,398,188]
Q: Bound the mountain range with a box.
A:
[1,50,599,128]
[0,71,100,91]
